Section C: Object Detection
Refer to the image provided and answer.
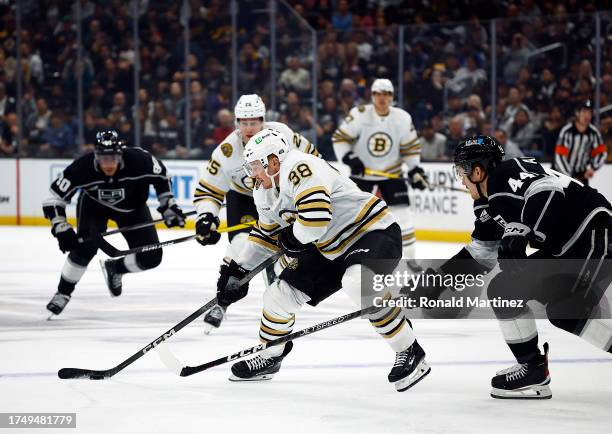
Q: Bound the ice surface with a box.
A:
[1,226,611,434]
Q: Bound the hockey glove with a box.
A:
[407,166,428,190]
[157,200,186,228]
[400,267,447,309]
[342,152,365,176]
[498,222,530,273]
[216,260,249,306]
[278,226,314,258]
[195,213,221,246]
[52,222,79,253]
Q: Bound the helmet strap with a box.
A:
[468,166,487,198]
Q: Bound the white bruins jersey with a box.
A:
[332,104,420,180]
[235,150,397,269]
[193,121,317,217]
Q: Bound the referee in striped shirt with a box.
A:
[552,100,607,184]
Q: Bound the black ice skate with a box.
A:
[100,259,123,297]
[229,341,293,381]
[490,343,551,399]
[388,339,431,392]
[47,292,71,316]
[203,304,226,334]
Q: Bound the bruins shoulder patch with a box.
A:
[358,105,366,112]
[220,143,233,158]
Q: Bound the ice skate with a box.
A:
[388,339,431,392]
[229,342,293,381]
[491,343,551,399]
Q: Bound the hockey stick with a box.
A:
[76,211,197,243]
[159,302,383,377]
[57,252,281,380]
[364,168,469,193]
[91,221,256,258]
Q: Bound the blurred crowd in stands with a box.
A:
[0,0,611,162]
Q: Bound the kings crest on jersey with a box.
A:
[45,148,172,213]
[484,157,611,255]
[235,150,397,270]
[193,121,317,216]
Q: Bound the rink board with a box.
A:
[1,158,611,242]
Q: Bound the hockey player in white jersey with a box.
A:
[193,94,317,331]
[213,128,430,392]
[332,79,427,259]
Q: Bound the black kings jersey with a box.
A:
[485,157,611,256]
[48,148,172,213]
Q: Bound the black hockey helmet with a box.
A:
[94,130,123,155]
[453,135,505,178]
[575,99,593,112]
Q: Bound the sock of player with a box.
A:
[389,205,416,259]
[342,264,416,352]
[259,279,308,358]
[114,254,144,274]
[57,257,88,295]
[498,307,542,363]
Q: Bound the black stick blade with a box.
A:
[58,368,110,380]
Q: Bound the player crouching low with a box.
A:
[452,135,612,399]
[212,128,430,392]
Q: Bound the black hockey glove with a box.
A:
[52,222,79,253]
[407,166,428,190]
[216,260,250,306]
[342,152,365,176]
[498,222,530,273]
[400,267,447,309]
[278,226,314,258]
[157,200,186,228]
[195,213,221,246]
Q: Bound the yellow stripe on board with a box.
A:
[1,216,472,243]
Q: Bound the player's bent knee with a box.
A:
[136,249,163,270]
[263,279,308,316]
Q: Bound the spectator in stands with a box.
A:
[164,82,185,120]
[279,91,302,132]
[537,68,557,100]
[212,109,234,144]
[445,115,465,156]
[279,56,312,96]
[0,83,15,118]
[507,108,537,150]
[25,97,52,146]
[0,115,16,157]
[539,105,565,158]
[503,33,531,84]
[500,87,530,132]
[111,91,130,120]
[420,120,448,161]
[331,0,352,32]
[494,128,524,159]
[40,111,75,157]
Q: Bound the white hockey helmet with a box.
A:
[243,128,289,178]
[371,78,394,94]
[234,94,266,121]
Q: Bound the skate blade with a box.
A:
[490,381,552,400]
[394,361,431,392]
[203,323,217,335]
[228,373,275,382]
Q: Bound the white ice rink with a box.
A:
[1,226,611,434]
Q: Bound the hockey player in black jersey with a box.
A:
[43,130,186,316]
[444,135,612,399]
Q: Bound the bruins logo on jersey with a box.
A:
[241,175,255,190]
[240,214,256,224]
[220,143,233,158]
[367,132,393,157]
